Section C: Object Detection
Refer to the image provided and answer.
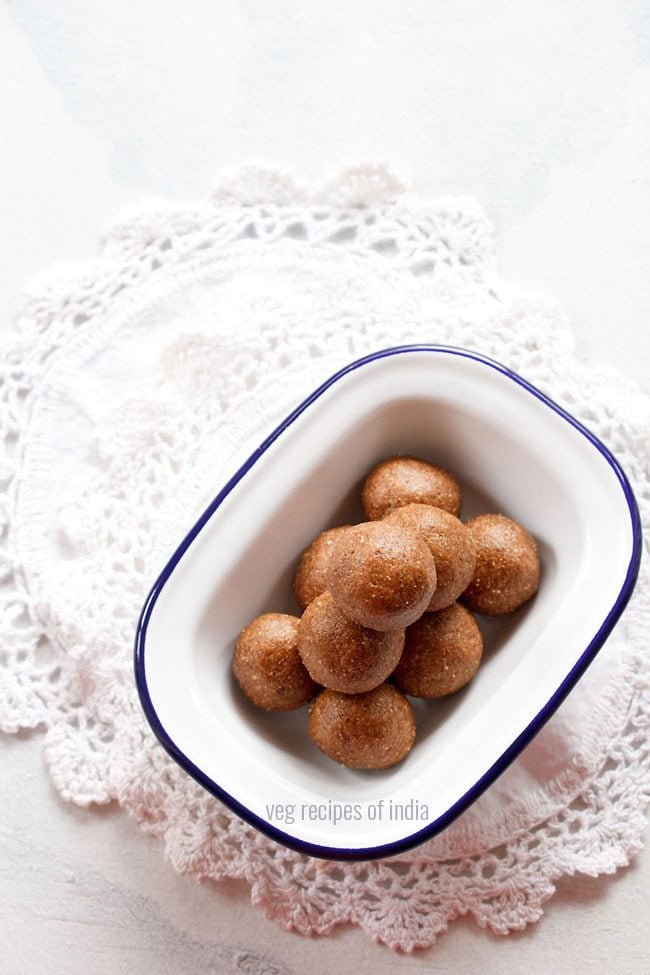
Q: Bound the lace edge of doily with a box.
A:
[8,163,498,324]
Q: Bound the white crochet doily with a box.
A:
[1,164,649,952]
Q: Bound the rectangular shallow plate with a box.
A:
[135,346,641,860]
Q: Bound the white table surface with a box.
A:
[1,3,649,972]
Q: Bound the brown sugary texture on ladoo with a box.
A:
[293,525,353,611]
[233,613,317,710]
[384,503,477,611]
[462,514,541,616]
[326,521,437,631]
[361,456,462,520]
[297,592,405,694]
[393,603,483,698]
[308,684,416,769]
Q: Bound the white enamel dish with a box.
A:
[135,346,641,860]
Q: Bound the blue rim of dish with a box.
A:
[134,344,642,862]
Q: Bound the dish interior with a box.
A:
[141,351,635,852]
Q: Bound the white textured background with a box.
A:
[1,1,649,971]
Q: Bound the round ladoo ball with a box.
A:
[393,603,483,698]
[384,503,477,611]
[233,613,317,711]
[297,592,404,694]
[308,684,416,769]
[361,456,462,520]
[293,525,352,611]
[327,521,437,631]
[462,514,540,616]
